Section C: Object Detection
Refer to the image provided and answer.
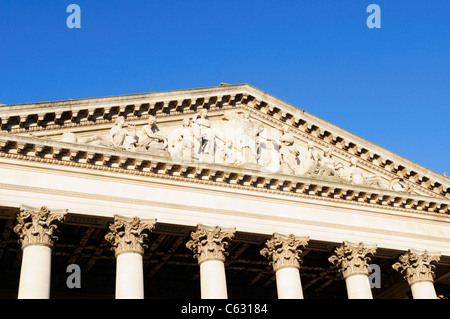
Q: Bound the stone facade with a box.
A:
[0,84,448,299]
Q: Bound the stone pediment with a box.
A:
[0,83,449,203]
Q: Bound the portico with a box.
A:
[0,84,448,299]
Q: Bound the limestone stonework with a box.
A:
[186,225,236,264]
[0,84,448,299]
[13,205,66,249]
[105,215,156,256]
[392,250,441,285]
[328,241,377,279]
[260,233,309,272]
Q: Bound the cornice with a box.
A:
[0,83,448,199]
[0,133,448,217]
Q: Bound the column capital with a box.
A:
[392,249,441,285]
[105,215,156,257]
[13,205,66,250]
[260,233,309,272]
[186,224,236,264]
[328,241,377,279]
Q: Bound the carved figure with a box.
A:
[109,116,137,150]
[314,148,344,177]
[81,116,136,149]
[215,110,240,165]
[389,177,414,193]
[256,126,278,171]
[303,141,322,175]
[348,157,383,187]
[136,116,168,151]
[239,112,258,164]
[277,125,300,174]
[170,118,194,161]
[192,109,215,162]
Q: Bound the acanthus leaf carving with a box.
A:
[260,233,309,272]
[13,205,66,249]
[392,249,441,285]
[328,241,377,279]
[104,215,156,256]
[186,224,236,264]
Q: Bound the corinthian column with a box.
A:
[260,233,309,299]
[392,249,441,299]
[329,241,377,299]
[14,205,66,299]
[186,224,235,299]
[105,215,156,299]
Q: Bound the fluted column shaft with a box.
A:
[393,249,440,299]
[261,233,309,299]
[105,215,155,299]
[186,224,235,299]
[14,205,66,299]
[329,241,377,299]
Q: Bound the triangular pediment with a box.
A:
[0,84,449,202]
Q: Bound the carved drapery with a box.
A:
[105,215,156,256]
[392,250,441,285]
[328,241,377,279]
[260,233,309,272]
[186,224,236,264]
[13,205,66,249]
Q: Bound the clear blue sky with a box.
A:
[0,1,448,175]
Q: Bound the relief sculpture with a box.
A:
[192,109,215,163]
[170,118,194,162]
[239,112,258,165]
[135,116,168,151]
[57,109,401,192]
[348,158,384,188]
[276,125,300,175]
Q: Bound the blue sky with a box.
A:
[0,1,448,175]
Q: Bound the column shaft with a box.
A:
[345,274,373,299]
[116,252,144,299]
[18,245,52,299]
[410,281,438,299]
[275,267,303,299]
[186,224,235,299]
[200,260,228,299]
[260,233,309,299]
